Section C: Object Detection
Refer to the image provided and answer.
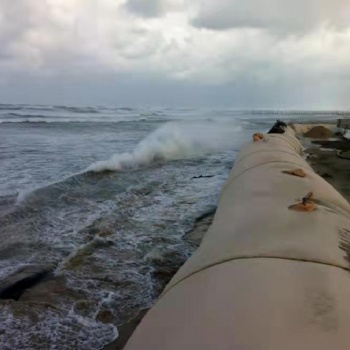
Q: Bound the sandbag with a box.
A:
[125,130,350,350]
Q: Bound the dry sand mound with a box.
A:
[304,126,333,139]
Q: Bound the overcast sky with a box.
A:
[1,0,350,108]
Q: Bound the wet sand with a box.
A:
[299,127,350,202]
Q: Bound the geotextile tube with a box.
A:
[125,127,350,350]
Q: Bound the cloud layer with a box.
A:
[1,0,350,107]
[192,0,350,33]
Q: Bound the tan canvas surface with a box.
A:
[125,130,350,350]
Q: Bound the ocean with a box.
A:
[0,104,346,349]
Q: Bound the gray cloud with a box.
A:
[0,0,350,108]
[125,0,163,18]
[0,1,31,64]
[192,0,350,33]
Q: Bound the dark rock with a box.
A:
[192,175,215,179]
[99,228,114,237]
[268,120,287,134]
[20,277,79,307]
[0,265,54,300]
[96,309,114,324]
[75,300,90,311]
[0,299,59,320]
[194,208,216,223]
[185,208,216,246]
[337,150,350,160]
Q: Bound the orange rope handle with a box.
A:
[253,133,264,142]
[289,192,316,212]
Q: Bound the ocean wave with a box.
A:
[0,104,135,114]
[0,120,53,124]
[0,104,100,114]
[6,113,55,118]
[54,106,100,114]
[117,107,134,111]
[0,104,57,112]
[86,121,243,172]
[0,117,166,124]
[15,171,96,205]
[140,111,166,117]
[14,120,240,204]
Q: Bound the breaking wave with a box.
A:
[86,122,243,172]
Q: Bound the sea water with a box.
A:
[0,105,345,349]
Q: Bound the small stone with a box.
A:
[99,229,114,237]
[75,300,90,311]
[96,309,114,324]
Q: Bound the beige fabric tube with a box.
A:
[125,131,350,350]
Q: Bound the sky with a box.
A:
[1,0,350,108]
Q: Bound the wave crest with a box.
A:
[86,122,242,172]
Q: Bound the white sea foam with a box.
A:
[15,187,37,204]
[0,305,118,350]
[86,122,243,172]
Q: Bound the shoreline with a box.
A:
[113,120,350,349]
[2,119,350,349]
[294,122,350,203]
[124,120,350,349]
[102,208,217,350]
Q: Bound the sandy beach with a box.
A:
[294,122,350,203]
